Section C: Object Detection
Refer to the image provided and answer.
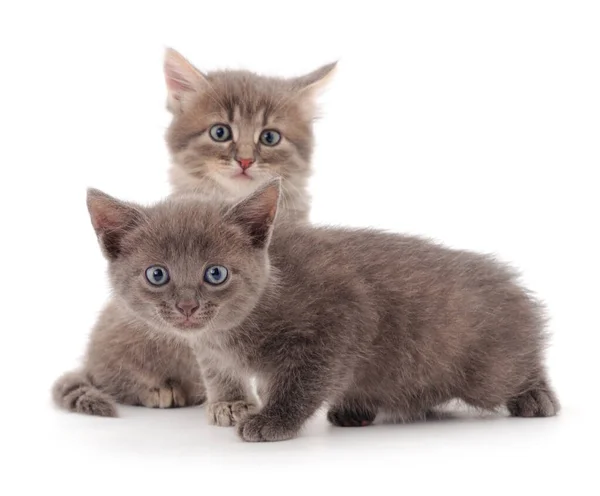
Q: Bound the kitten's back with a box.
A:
[266,223,549,407]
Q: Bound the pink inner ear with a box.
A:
[89,199,129,233]
[165,63,194,95]
[90,210,118,233]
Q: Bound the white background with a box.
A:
[1,1,599,494]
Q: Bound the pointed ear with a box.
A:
[292,61,337,118]
[87,189,146,260]
[225,179,281,248]
[164,47,211,113]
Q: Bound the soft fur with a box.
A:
[52,300,207,417]
[52,49,334,417]
[165,47,335,222]
[71,182,559,440]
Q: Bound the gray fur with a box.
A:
[73,182,559,440]
[52,49,334,416]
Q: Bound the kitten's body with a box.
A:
[200,218,559,440]
[53,49,335,417]
[69,184,558,439]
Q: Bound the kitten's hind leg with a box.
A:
[327,397,377,427]
[52,370,118,417]
[507,378,559,418]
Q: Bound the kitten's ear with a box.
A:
[87,189,146,260]
[292,61,338,118]
[164,47,210,113]
[225,179,281,248]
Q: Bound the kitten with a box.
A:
[52,49,335,417]
[78,182,559,440]
[164,48,336,222]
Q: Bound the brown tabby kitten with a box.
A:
[165,48,336,222]
[52,49,335,417]
[74,182,559,440]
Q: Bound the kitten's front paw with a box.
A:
[138,383,187,408]
[237,413,298,442]
[207,401,257,427]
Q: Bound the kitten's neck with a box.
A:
[169,166,237,202]
[169,165,310,223]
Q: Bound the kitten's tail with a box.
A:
[52,370,118,417]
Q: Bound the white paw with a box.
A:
[207,401,258,426]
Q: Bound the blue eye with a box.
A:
[209,124,232,142]
[260,129,281,146]
[145,265,170,286]
[204,265,229,285]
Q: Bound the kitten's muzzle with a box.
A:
[175,299,199,317]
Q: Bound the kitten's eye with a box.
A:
[259,129,281,146]
[204,265,229,285]
[209,124,232,142]
[145,265,170,286]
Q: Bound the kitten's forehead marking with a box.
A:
[231,106,247,143]
[253,109,266,143]
[233,105,241,124]
[231,106,269,145]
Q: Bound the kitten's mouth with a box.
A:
[158,306,217,332]
[233,171,253,180]
[168,311,216,331]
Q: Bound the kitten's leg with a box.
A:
[202,365,257,427]
[461,365,559,418]
[135,379,190,409]
[88,367,199,410]
[237,365,328,442]
[142,369,206,408]
[327,396,377,427]
[52,370,118,417]
[507,376,559,418]
[179,377,207,407]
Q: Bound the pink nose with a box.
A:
[175,300,199,317]
[237,158,254,170]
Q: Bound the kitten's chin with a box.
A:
[170,320,207,332]
[145,312,209,336]
[214,164,280,197]
[213,171,262,197]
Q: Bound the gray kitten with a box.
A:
[52,49,335,417]
[68,181,559,440]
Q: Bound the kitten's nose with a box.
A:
[236,158,255,171]
[175,300,199,317]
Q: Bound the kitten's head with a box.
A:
[87,182,280,335]
[164,48,335,205]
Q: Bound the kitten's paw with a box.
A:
[139,383,187,409]
[507,386,559,418]
[237,413,298,442]
[327,405,376,427]
[207,401,257,427]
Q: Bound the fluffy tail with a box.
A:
[52,370,118,417]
